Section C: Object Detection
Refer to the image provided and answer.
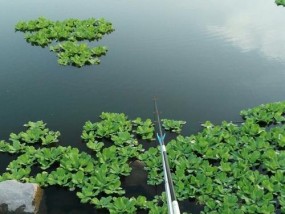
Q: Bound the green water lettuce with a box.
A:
[92,197,137,213]
[35,147,63,169]
[108,197,137,214]
[2,102,285,212]
[15,17,114,67]
[276,0,285,6]
[47,168,72,187]
[50,41,107,67]
[111,131,137,147]
[133,119,155,140]
[86,140,104,153]
[32,172,49,187]
[161,119,186,133]
[92,112,132,138]
[241,101,285,124]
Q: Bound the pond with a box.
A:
[1,0,285,213]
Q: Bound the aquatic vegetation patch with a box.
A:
[276,0,285,6]
[132,118,155,140]
[0,113,163,213]
[161,119,186,133]
[241,101,285,124]
[50,42,107,67]
[2,101,285,213]
[15,17,114,67]
[91,194,168,214]
[139,101,285,213]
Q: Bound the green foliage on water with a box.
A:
[2,102,285,213]
[0,113,165,213]
[15,17,114,67]
[132,117,155,140]
[241,102,285,124]
[276,0,285,6]
[49,42,107,67]
[140,101,285,213]
[161,119,186,133]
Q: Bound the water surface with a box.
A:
[1,0,285,212]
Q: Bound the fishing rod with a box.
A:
[153,98,181,214]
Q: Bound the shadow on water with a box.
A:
[45,186,98,214]
[121,159,159,199]
[180,199,205,214]
[0,153,15,173]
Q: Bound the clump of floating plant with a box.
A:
[241,101,285,124]
[0,112,166,213]
[2,101,285,213]
[139,101,285,213]
[91,194,168,214]
[161,119,186,133]
[49,42,108,67]
[276,0,285,6]
[132,117,155,140]
[15,17,114,67]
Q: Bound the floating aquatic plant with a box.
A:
[15,17,114,67]
[139,101,285,213]
[1,102,285,213]
[93,196,137,214]
[132,118,155,140]
[276,0,285,6]
[161,119,186,133]
[86,140,104,153]
[50,42,107,67]
[240,101,285,124]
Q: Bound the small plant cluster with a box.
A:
[15,17,114,67]
[2,102,285,213]
[161,119,186,133]
[82,112,156,141]
[241,102,285,124]
[0,114,180,213]
[140,101,285,213]
[276,0,285,6]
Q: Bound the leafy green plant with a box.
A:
[161,119,186,133]
[276,0,285,6]
[35,147,64,169]
[96,196,137,214]
[241,102,285,124]
[0,140,25,153]
[138,147,163,185]
[60,148,95,172]
[15,17,114,67]
[31,172,49,187]
[86,140,104,153]
[50,41,107,67]
[6,120,60,147]
[88,164,125,195]
[46,168,72,187]
[89,112,132,138]
[92,196,164,214]
[96,145,119,164]
[133,119,155,140]
[3,102,285,213]
[111,131,138,147]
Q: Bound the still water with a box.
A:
[1,0,285,212]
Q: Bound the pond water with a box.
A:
[1,0,285,213]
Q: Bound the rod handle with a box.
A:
[172,201,181,214]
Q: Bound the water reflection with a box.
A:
[1,0,285,213]
[202,0,285,62]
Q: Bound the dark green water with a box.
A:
[1,0,285,212]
